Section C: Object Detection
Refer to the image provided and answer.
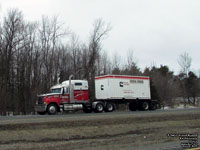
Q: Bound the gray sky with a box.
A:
[0,0,200,75]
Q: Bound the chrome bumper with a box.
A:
[35,104,47,112]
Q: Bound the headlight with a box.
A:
[44,101,48,105]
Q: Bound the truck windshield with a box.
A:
[51,88,61,93]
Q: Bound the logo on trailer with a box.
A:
[119,82,124,87]
[119,82,129,87]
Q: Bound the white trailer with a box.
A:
[94,75,158,111]
[95,75,151,100]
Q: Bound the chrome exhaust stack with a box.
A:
[69,75,74,103]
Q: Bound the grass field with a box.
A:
[0,111,200,150]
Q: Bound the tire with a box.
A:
[83,105,93,113]
[129,102,137,111]
[105,103,115,112]
[141,101,149,111]
[149,101,157,110]
[95,103,104,113]
[37,111,46,115]
[47,103,57,115]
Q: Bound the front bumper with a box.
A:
[35,104,47,112]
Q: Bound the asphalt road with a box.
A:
[0,107,199,124]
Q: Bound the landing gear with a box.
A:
[129,102,137,111]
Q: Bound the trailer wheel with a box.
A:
[95,103,104,113]
[47,103,57,115]
[129,102,137,111]
[105,103,115,112]
[149,101,157,110]
[141,101,149,111]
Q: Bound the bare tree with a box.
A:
[69,33,82,79]
[112,52,121,74]
[127,49,134,68]
[98,50,111,75]
[86,19,111,100]
[178,52,192,77]
[87,19,111,74]
[0,9,25,114]
[124,49,140,75]
[0,9,113,114]
[38,15,67,91]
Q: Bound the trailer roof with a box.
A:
[95,75,150,80]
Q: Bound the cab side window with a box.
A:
[64,87,69,94]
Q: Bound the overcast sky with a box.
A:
[0,0,200,75]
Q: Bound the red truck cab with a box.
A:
[35,80,89,115]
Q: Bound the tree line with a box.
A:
[0,9,199,115]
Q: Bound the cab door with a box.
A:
[60,87,70,103]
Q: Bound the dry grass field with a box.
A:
[0,110,200,150]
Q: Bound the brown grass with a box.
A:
[0,111,200,149]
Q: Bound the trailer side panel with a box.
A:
[95,75,151,100]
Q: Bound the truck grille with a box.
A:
[38,96,44,104]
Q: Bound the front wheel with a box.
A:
[47,104,57,115]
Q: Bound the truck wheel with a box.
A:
[129,102,137,111]
[149,101,157,110]
[37,111,46,115]
[141,101,149,111]
[105,103,115,112]
[47,104,57,115]
[95,103,104,113]
[83,105,92,113]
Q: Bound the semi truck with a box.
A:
[35,75,159,115]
